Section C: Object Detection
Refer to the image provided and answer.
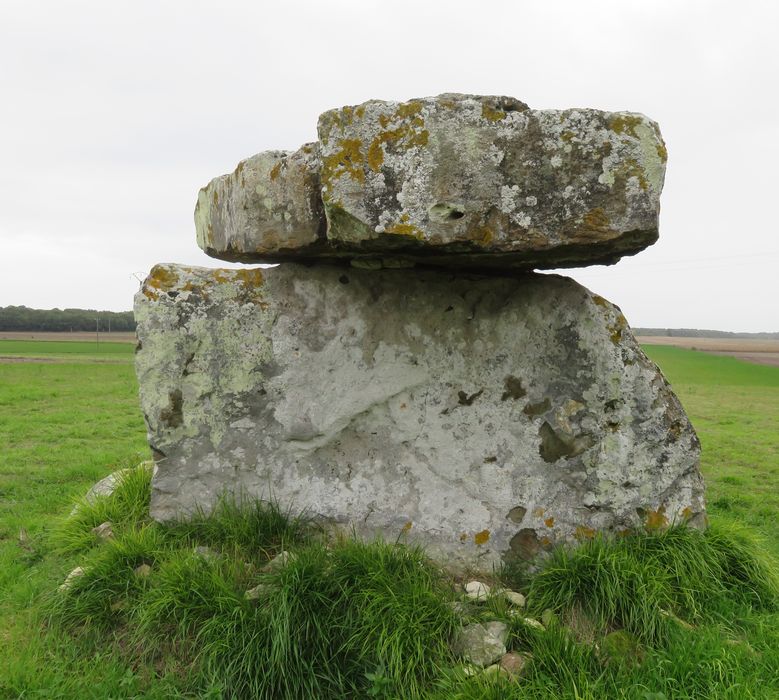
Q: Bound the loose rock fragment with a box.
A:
[260,550,296,573]
[453,621,508,667]
[91,521,114,541]
[503,590,526,608]
[464,581,491,601]
[134,563,152,578]
[59,566,86,592]
[245,583,273,601]
[499,651,532,679]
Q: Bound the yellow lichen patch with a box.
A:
[386,221,424,240]
[143,265,180,300]
[620,158,649,191]
[474,529,490,546]
[401,521,413,534]
[469,226,493,246]
[608,114,644,137]
[582,208,611,233]
[212,190,219,205]
[269,161,282,181]
[481,102,507,122]
[681,506,693,521]
[532,507,545,518]
[367,139,384,172]
[234,268,265,289]
[322,138,365,184]
[395,100,423,119]
[607,313,627,345]
[366,123,429,170]
[459,532,468,543]
[645,508,669,531]
[656,141,668,163]
[235,160,245,176]
[355,105,365,118]
[561,130,575,142]
[544,517,555,528]
[591,294,610,309]
[540,536,553,549]
[575,525,597,540]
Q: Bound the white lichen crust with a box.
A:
[135,263,705,573]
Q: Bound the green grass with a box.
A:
[0,340,778,698]
[643,346,779,559]
[0,339,135,363]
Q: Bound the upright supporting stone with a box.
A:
[135,263,704,572]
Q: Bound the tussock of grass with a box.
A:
[43,481,779,699]
[53,460,154,553]
[163,493,311,561]
[518,523,779,650]
[47,525,166,630]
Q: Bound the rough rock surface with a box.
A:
[453,621,509,667]
[196,94,666,271]
[196,145,324,261]
[134,262,704,572]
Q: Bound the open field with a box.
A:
[639,335,779,367]
[0,331,136,343]
[0,340,777,697]
[0,339,135,364]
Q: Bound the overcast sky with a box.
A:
[1,0,776,331]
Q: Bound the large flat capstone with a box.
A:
[135,263,704,572]
[195,94,667,271]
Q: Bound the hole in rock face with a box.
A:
[507,506,527,523]
[429,203,466,222]
[160,389,183,429]
[338,274,350,285]
[487,96,527,113]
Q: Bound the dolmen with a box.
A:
[135,94,705,572]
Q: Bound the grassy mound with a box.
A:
[33,463,779,699]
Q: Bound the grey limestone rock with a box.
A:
[196,145,325,261]
[134,262,704,573]
[196,94,666,271]
[453,621,508,667]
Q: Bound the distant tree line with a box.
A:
[0,306,136,332]
[633,327,779,340]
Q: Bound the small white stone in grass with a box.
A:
[499,651,532,679]
[452,622,507,667]
[482,663,504,677]
[91,521,114,540]
[245,583,273,600]
[134,563,152,578]
[461,664,479,677]
[521,616,545,630]
[58,566,85,591]
[260,550,296,573]
[503,590,526,608]
[464,580,491,601]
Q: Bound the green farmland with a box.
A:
[0,341,777,698]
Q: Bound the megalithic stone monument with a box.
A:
[135,94,705,573]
